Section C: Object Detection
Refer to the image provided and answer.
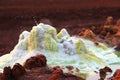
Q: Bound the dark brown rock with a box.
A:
[12,63,26,79]
[66,66,74,71]
[99,66,112,80]
[115,42,120,51]
[1,67,13,80]
[0,63,26,80]
[24,54,47,69]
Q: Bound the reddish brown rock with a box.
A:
[112,69,120,80]
[78,29,96,39]
[49,68,64,80]
[49,67,84,80]
[24,54,47,69]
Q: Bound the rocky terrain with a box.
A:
[0,1,120,80]
[0,54,84,80]
[0,54,120,80]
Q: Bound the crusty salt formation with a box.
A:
[0,23,120,79]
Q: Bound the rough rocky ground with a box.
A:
[0,54,84,80]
